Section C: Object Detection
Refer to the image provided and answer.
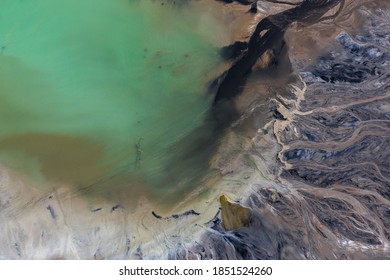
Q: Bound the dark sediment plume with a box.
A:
[213,0,345,106]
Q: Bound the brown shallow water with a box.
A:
[1,0,390,259]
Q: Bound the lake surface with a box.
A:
[0,0,226,199]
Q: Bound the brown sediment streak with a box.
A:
[0,133,108,186]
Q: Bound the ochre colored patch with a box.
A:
[220,195,251,231]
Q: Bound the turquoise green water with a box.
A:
[0,0,225,199]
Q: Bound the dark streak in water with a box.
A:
[213,0,344,105]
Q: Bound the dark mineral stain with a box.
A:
[111,204,123,213]
[46,205,57,220]
[152,211,162,219]
[152,209,200,220]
